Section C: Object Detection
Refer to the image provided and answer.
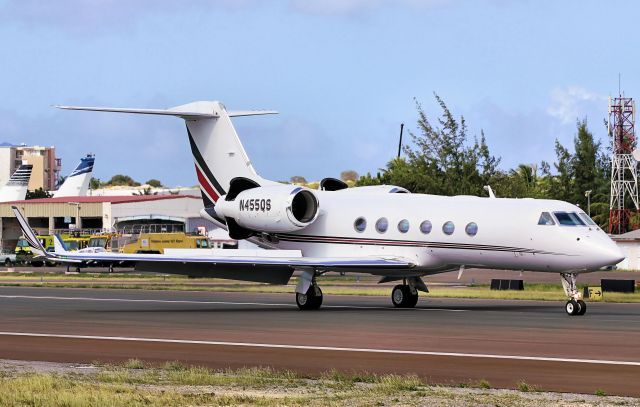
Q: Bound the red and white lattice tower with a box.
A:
[609,96,639,234]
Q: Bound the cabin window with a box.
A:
[465,222,478,236]
[578,213,597,226]
[553,211,586,226]
[354,217,367,232]
[538,212,555,225]
[397,219,410,233]
[442,221,455,235]
[375,218,389,233]
[419,220,432,234]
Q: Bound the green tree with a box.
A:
[26,188,52,199]
[290,176,307,184]
[105,174,140,186]
[571,119,601,206]
[89,177,101,190]
[340,170,359,182]
[134,187,158,196]
[145,179,163,188]
[551,140,574,202]
[358,95,500,196]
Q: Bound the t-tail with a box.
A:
[53,154,95,197]
[56,101,278,210]
[0,164,33,202]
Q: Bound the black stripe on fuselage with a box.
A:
[274,233,568,256]
[186,126,226,196]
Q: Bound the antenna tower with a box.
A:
[608,95,639,234]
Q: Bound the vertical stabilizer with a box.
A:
[0,164,33,202]
[181,101,277,207]
[53,154,95,197]
[56,101,278,209]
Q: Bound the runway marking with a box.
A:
[0,331,639,366]
[0,294,466,312]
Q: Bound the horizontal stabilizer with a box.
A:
[56,105,216,119]
[228,110,278,117]
[56,103,278,120]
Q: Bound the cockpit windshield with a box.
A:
[578,212,597,226]
[537,212,555,225]
[553,211,586,226]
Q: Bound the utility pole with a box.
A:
[585,190,592,217]
[397,123,404,159]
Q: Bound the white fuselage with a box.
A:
[216,189,623,275]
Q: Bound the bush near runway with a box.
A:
[0,359,637,406]
[0,271,639,302]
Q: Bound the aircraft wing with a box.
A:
[12,206,414,284]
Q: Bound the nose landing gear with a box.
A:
[561,272,587,316]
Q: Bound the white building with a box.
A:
[612,230,640,270]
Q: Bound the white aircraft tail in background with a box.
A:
[53,154,95,197]
[0,163,33,202]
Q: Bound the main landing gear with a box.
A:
[295,270,323,310]
[296,285,323,310]
[388,276,428,309]
[391,284,418,308]
[561,272,587,316]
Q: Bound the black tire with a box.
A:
[577,300,587,316]
[4,258,11,266]
[296,286,323,310]
[392,285,418,308]
[31,260,43,267]
[565,300,579,316]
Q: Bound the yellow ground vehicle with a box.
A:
[16,232,91,266]
[15,235,55,266]
[117,232,209,254]
[15,235,55,255]
[88,233,119,251]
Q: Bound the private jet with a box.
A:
[12,100,625,315]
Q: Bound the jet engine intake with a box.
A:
[216,184,319,239]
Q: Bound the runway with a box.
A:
[1,286,639,396]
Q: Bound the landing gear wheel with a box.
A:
[392,285,418,308]
[565,299,580,316]
[577,300,587,316]
[296,286,323,310]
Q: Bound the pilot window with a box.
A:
[553,211,585,226]
[578,213,597,226]
[538,212,555,225]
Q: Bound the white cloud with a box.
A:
[290,0,450,16]
[547,86,607,124]
[0,0,257,33]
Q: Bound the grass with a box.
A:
[1,270,639,302]
[1,276,639,303]
[1,361,635,407]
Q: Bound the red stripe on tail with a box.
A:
[195,165,219,202]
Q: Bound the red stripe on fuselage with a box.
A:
[195,164,219,202]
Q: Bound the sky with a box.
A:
[0,0,638,187]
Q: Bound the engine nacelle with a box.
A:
[216,184,319,238]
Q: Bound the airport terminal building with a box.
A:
[0,195,215,250]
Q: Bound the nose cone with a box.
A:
[599,239,625,267]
